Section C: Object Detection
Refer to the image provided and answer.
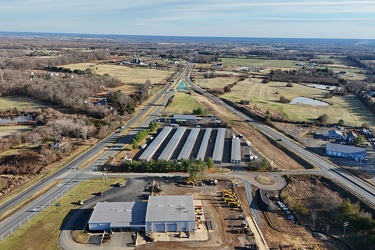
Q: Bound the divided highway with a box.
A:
[0,62,374,242]
[0,66,187,240]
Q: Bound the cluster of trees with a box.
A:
[131,121,158,149]
[247,158,270,171]
[0,69,124,118]
[0,108,122,175]
[192,107,206,115]
[283,176,374,247]
[279,96,291,104]
[111,158,214,178]
[264,68,346,86]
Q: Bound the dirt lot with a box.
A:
[137,178,256,250]
[133,177,348,250]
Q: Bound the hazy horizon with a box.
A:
[1,1,375,40]
[1,31,375,43]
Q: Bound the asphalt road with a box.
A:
[0,66,187,241]
[185,63,375,207]
[1,62,374,244]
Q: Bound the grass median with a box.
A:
[0,177,125,250]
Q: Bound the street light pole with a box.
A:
[343,222,349,237]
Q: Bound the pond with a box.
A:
[290,97,329,106]
[307,84,337,90]
[0,114,33,124]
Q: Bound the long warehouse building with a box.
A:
[158,127,187,161]
[231,137,241,163]
[138,126,172,162]
[196,128,212,160]
[212,128,226,164]
[177,128,200,160]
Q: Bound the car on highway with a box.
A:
[77,200,83,205]
[115,183,122,187]
[97,192,103,196]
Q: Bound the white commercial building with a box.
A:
[88,195,195,233]
[88,202,147,231]
[145,195,195,232]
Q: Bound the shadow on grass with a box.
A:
[60,209,92,231]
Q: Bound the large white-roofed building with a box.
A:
[88,202,147,231]
[88,195,195,233]
[145,195,195,232]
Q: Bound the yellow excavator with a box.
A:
[185,179,196,186]
[228,201,240,207]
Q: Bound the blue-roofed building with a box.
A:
[325,143,366,161]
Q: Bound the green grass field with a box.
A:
[222,79,375,126]
[165,92,206,114]
[0,96,47,110]
[0,177,125,250]
[220,58,300,69]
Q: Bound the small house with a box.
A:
[346,131,358,143]
[324,129,345,140]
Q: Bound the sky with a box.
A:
[1,0,375,39]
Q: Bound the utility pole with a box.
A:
[343,222,349,237]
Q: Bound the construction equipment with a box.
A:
[224,197,238,203]
[185,179,196,186]
[223,192,236,198]
[228,201,240,207]
[222,189,233,195]
[151,180,162,193]
[154,184,162,192]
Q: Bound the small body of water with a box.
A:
[307,84,337,90]
[290,97,329,106]
[0,114,33,124]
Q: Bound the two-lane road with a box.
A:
[185,63,375,207]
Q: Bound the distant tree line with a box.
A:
[0,50,109,70]
[264,68,346,86]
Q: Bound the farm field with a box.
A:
[221,78,375,126]
[63,63,174,93]
[0,96,48,110]
[0,125,34,137]
[220,58,301,69]
[194,77,237,89]
[0,177,124,250]
[164,92,205,114]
